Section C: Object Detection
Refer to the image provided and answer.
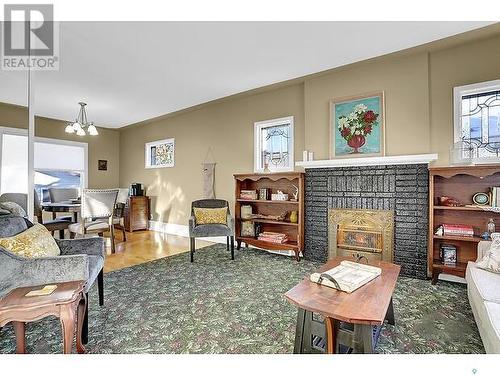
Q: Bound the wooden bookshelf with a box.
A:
[428,165,500,283]
[234,172,304,261]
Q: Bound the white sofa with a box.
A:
[466,241,500,353]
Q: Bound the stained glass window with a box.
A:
[254,117,294,172]
[455,81,500,162]
[145,138,175,168]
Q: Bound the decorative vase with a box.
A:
[347,134,366,153]
[289,211,298,224]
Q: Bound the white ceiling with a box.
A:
[0,21,492,128]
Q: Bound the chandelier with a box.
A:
[64,102,98,136]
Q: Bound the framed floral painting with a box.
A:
[330,91,385,158]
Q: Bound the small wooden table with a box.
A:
[0,281,87,354]
[285,257,400,354]
[42,202,81,223]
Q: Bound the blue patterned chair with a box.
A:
[188,199,234,262]
[0,214,105,344]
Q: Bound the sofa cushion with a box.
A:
[0,223,60,258]
[483,302,500,354]
[466,261,500,304]
[193,207,227,225]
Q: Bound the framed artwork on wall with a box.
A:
[145,138,175,168]
[330,91,385,158]
[98,159,107,171]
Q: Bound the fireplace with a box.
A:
[304,164,429,278]
[328,208,394,262]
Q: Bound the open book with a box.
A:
[310,261,382,293]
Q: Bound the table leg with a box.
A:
[360,325,374,354]
[293,308,306,354]
[60,304,76,354]
[12,321,26,354]
[385,297,395,326]
[76,294,87,354]
[324,317,337,354]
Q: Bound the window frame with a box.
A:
[145,137,175,169]
[0,126,88,194]
[253,116,294,173]
[453,79,500,164]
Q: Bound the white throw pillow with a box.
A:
[477,234,500,273]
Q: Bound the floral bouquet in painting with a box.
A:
[337,104,379,153]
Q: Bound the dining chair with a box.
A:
[0,191,74,238]
[112,188,129,243]
[68,189,119,253]
[48,188,79,221]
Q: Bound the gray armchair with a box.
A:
[188,199,234,262]
[0,214,105,344]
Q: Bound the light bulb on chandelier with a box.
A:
[65,102,99,136]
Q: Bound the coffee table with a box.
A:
[0,281,86,354]
[285,256,400,354]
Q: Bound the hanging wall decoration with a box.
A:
[202,162,216,199]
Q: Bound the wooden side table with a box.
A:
[0,281,87,354]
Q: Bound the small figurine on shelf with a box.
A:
[488,218,496,234]
[435,225,444,236]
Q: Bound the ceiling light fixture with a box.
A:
[65,102,98,136]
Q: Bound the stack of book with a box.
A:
[240,189,258,200]
[442,223,474,237]
[258,231,288,244]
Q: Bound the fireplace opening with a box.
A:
[328,208,394,262]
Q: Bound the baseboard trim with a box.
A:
[148,220,294,257]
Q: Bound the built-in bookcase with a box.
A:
[428,165,500,283]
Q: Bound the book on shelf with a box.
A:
[310,261,381,293]
[257,231,288,244]
[441,223,474,237]
[490,187,500,207]
[240,189,258,200]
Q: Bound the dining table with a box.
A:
[41,201,81,222]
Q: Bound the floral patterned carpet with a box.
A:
[0,244,484,354]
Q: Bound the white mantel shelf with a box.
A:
[295,153,438,169]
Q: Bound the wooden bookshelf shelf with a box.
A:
[236,236,299,250]
[433,234,482,243]
[236,199,300,204]
[434,205,500,212]
[234,172,304,261]
[239,218,298,226]
[428,165,500,284]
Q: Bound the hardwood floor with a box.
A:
[101,230,213,273]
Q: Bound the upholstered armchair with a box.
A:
[0,215,105,344]
[188,199,234,262]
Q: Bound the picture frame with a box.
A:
[145,138,175,168]
[330,91,385,159]
[98,159,107,171]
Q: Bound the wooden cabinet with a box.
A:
[234,172,304,261]
[428,165,500,283]
[124,196,150,232]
